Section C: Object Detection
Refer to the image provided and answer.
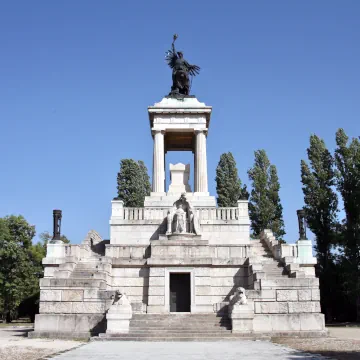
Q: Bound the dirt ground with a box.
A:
[0,325,82,360]
[273,327,360,360]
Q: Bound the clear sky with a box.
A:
[1,1,359,244]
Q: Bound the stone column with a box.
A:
[152,130,165,193]
[193,150,197,192]
[194,130,208,193]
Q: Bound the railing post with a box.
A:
[111,199,124,220]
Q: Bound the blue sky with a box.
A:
[1,1,359,244]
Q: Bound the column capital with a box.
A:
[194,129,208,136]
[152,129,166,136]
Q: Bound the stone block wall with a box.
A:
[33,279,112,338]
[244,277,325,333]
[146,266,249,313]
[111,267,149,307]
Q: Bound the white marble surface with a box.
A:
[168,163,191,193]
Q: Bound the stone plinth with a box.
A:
[168,163,191,194]
[106,302,132,334]
[46,241,66,258]
[160,233,203,242]
[230,303,255,333]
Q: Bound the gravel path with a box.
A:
[0,326,82,360]
[273,327,360,360]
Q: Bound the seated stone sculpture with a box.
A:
[166,193,201,235]
[174,203,186,233]
[230,287,247,305]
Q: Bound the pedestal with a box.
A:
[229,303,255,333]
[46,241,66,258]
[106,304,132,334]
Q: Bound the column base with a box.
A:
[193,192,210,196]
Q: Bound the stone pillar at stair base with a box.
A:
[46,242,66,258]
[106,302,132,334]
[230,303,255,333]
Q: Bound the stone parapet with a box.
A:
[261,230,317,275]
[31,314,105,339]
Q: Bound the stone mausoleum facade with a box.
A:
[32,97,326,340]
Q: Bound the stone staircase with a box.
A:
[70,258,108,280]
[94,314,267,341]
[261,261,288,279]
[248,239,289,289]
[250,239,274,259]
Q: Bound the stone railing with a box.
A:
[261,229,317,277]
[111,199,249,222]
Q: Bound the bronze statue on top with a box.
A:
[166,34,200,97]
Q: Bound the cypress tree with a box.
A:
[138,160,152,199]
[301,134,339,320]
[215,152,248,207]
[334,128,360,319]
[116,159,151,207]
[248,149,285,241]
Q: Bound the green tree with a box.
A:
[38,231,70,246]
[301,134,339,320]
[116,159,151,207]
[3,215,35,249]
[248,149,286,241]
[215,152,248,207]
[0,216,38,322]
[335,128,360,319]
[138,160,152,200]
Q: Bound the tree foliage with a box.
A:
[116,159,151,207]
[39,231,70,246]
[301,134,339,318]
[0,217,71,322]
[0,216,38,322]
[215,152,248,207]
[138,160,152,199]
[301,135,339,255]
[334,128,360,315]
[248,149,285,241]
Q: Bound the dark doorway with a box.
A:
[169,273,191,312]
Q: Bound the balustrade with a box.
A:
[120,206,242,221]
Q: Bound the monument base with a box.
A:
[230,303,255,333]
[106,301,132,334]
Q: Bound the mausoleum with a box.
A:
[31,36,326,340]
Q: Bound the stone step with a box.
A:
[129,328,231,332]
[129,321,230,326]
[130,320,230,326]
[129,324,231,330]
[118,332,234,337]
[131,314,225,319]
[93,335,270,341]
